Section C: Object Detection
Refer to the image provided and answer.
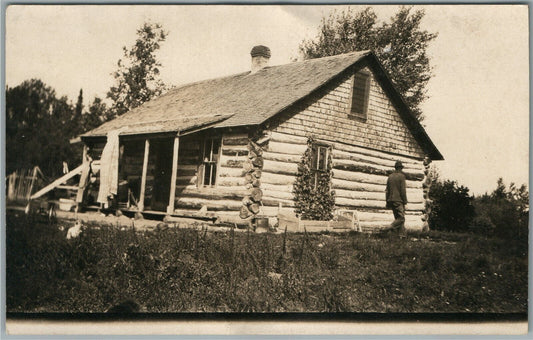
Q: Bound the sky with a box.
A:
[5,5,529,195]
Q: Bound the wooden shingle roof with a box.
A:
[82,51,370,137]
[82,50,442,160]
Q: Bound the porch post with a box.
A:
[139,138,150,211]
[167,136,180,214]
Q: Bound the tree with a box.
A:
[107,22,168,118]
[473,178,529,239]
[299,6,437,120]
[81,96,109,132]
[70,89,84,136]
[6,79,80,177]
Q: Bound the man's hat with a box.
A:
[394,160,404,169]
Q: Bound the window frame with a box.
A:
[200,136,221,188]
[348,70,371,121]
[310,142,331,189]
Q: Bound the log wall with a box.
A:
[171,132,248,221]
[120,140,156,207]
[259,131,426,231]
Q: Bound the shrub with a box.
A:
[293,137,335,220]
[429,180,475,232]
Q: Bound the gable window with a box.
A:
[349,71,371,120]
[311,143,329,189]
[201,137,221,187]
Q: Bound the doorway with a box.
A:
[150,138,173,211]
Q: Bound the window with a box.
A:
[349,71,371,120]
[201,137,220,187]
[311,144,329,189]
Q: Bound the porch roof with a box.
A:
[82,113,232,138]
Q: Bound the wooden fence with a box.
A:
[6,167,45,204]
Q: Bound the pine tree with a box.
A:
[82,97,109,132]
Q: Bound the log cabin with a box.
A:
[77,45,443,231]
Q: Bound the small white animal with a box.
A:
[66,221,82,239]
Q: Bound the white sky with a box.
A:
[5,5,529,195]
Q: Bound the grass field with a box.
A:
[6,211,527,313]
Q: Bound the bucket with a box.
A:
[59,198,75,211]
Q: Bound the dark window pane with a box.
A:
[203,164,211,186]
[210,164,217,186]
[211,138,220,162]
[318,147,327,171]
[311,146,318,170]
[351,72,370,117]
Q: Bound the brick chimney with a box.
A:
[250,45,271,73]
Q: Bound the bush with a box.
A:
[469,214,495,236]
[473,179,528,241]
[293,137,335,220]
[429,180,475,232]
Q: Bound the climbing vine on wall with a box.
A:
[293,137,335,221]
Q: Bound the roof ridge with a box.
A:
[165,70,250,94]
[165,50,372,93]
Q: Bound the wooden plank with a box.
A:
[359,220,424,230]
[175,197,243,211]
[26,167,38,201]
[30,164,84,200]
[56,185,81,190]
[177,187,248,200]
[262,197,295,208]
[167,137,180,214]
[357,211,423,223]
[335,197,424,211]
[138,139,150,211]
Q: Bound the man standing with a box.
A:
[385,160,408,236]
